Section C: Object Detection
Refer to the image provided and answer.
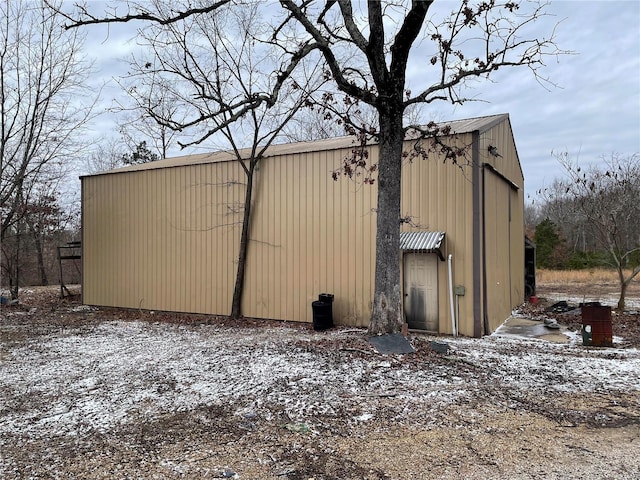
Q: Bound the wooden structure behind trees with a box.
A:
[57,241,81,298]
[81,113,524,337]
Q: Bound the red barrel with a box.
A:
[581,305,613,347]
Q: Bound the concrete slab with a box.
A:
[369,333,415,354]
[493,317,571,343]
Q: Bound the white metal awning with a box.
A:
[399,231,446,260]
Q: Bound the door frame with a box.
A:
[402,252,439,331]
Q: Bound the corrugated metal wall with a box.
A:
[82,116,524,336]
[83,163,245,314]
[400,132,475,335]
[242,147,377,326]
[82,146,378,326]
[480,120,525,332]
[483,169,513,331]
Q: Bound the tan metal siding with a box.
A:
[480,122,524,330]
[480,121,525,332]
[510,187,525,306]
[83,135,477,332]
[483,169,513,332]
[480,120,523,188]
[83,163,246,314]
[243,148,376,326]
[400,133,476,336]
[82,115,524,335]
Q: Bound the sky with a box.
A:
[431,0,640,202]
[79,0,640,203]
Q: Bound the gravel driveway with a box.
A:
[1,289,639,479]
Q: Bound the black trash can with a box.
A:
[312,294,334,331]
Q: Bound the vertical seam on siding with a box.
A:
[472,131,482,338]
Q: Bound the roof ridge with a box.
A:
[84,113,511,178]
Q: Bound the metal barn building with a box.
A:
[81,113,524,337]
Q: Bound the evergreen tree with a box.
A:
[534,218,565,269]
[122,141,159,165]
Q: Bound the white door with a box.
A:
[403,253,438,331]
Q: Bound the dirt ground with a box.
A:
[1,285,639,479]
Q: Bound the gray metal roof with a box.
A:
[85,114,510,178]
[400,231,446,260]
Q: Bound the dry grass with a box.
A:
[537,268,629,285]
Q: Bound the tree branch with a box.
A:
[279,0,378,106]
[53,0,233,29]
[389,1,432,85]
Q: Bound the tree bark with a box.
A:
[617,282,626,311]
[368,108,404,335]
[10,221,22,300]
[617,266,627,311]
[34,231,48,286]
[230,161,257,319]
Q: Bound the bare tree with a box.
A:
[543,152,640,310]
[84,137,127,174]
[523,202,541,239]
[23,187,71,286]
[276,0,563,333]
[280,106,350,143]
[60,0,563,333]
[1,0,95,297]
[115,3,325,318]
[537,179,600,256]
[114,87,185,159]
[214,10,326,319]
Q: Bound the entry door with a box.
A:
[403,253,438,331]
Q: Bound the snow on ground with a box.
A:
[453,333,638,394]
[1,320,638,442]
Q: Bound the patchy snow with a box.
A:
[453,334,639,394]
[1,319,638,444]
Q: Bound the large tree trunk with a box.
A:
[230,161,257,319]
[368,109,404,335]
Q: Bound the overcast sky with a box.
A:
[432,0,640,202]
[81,0,640,203]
